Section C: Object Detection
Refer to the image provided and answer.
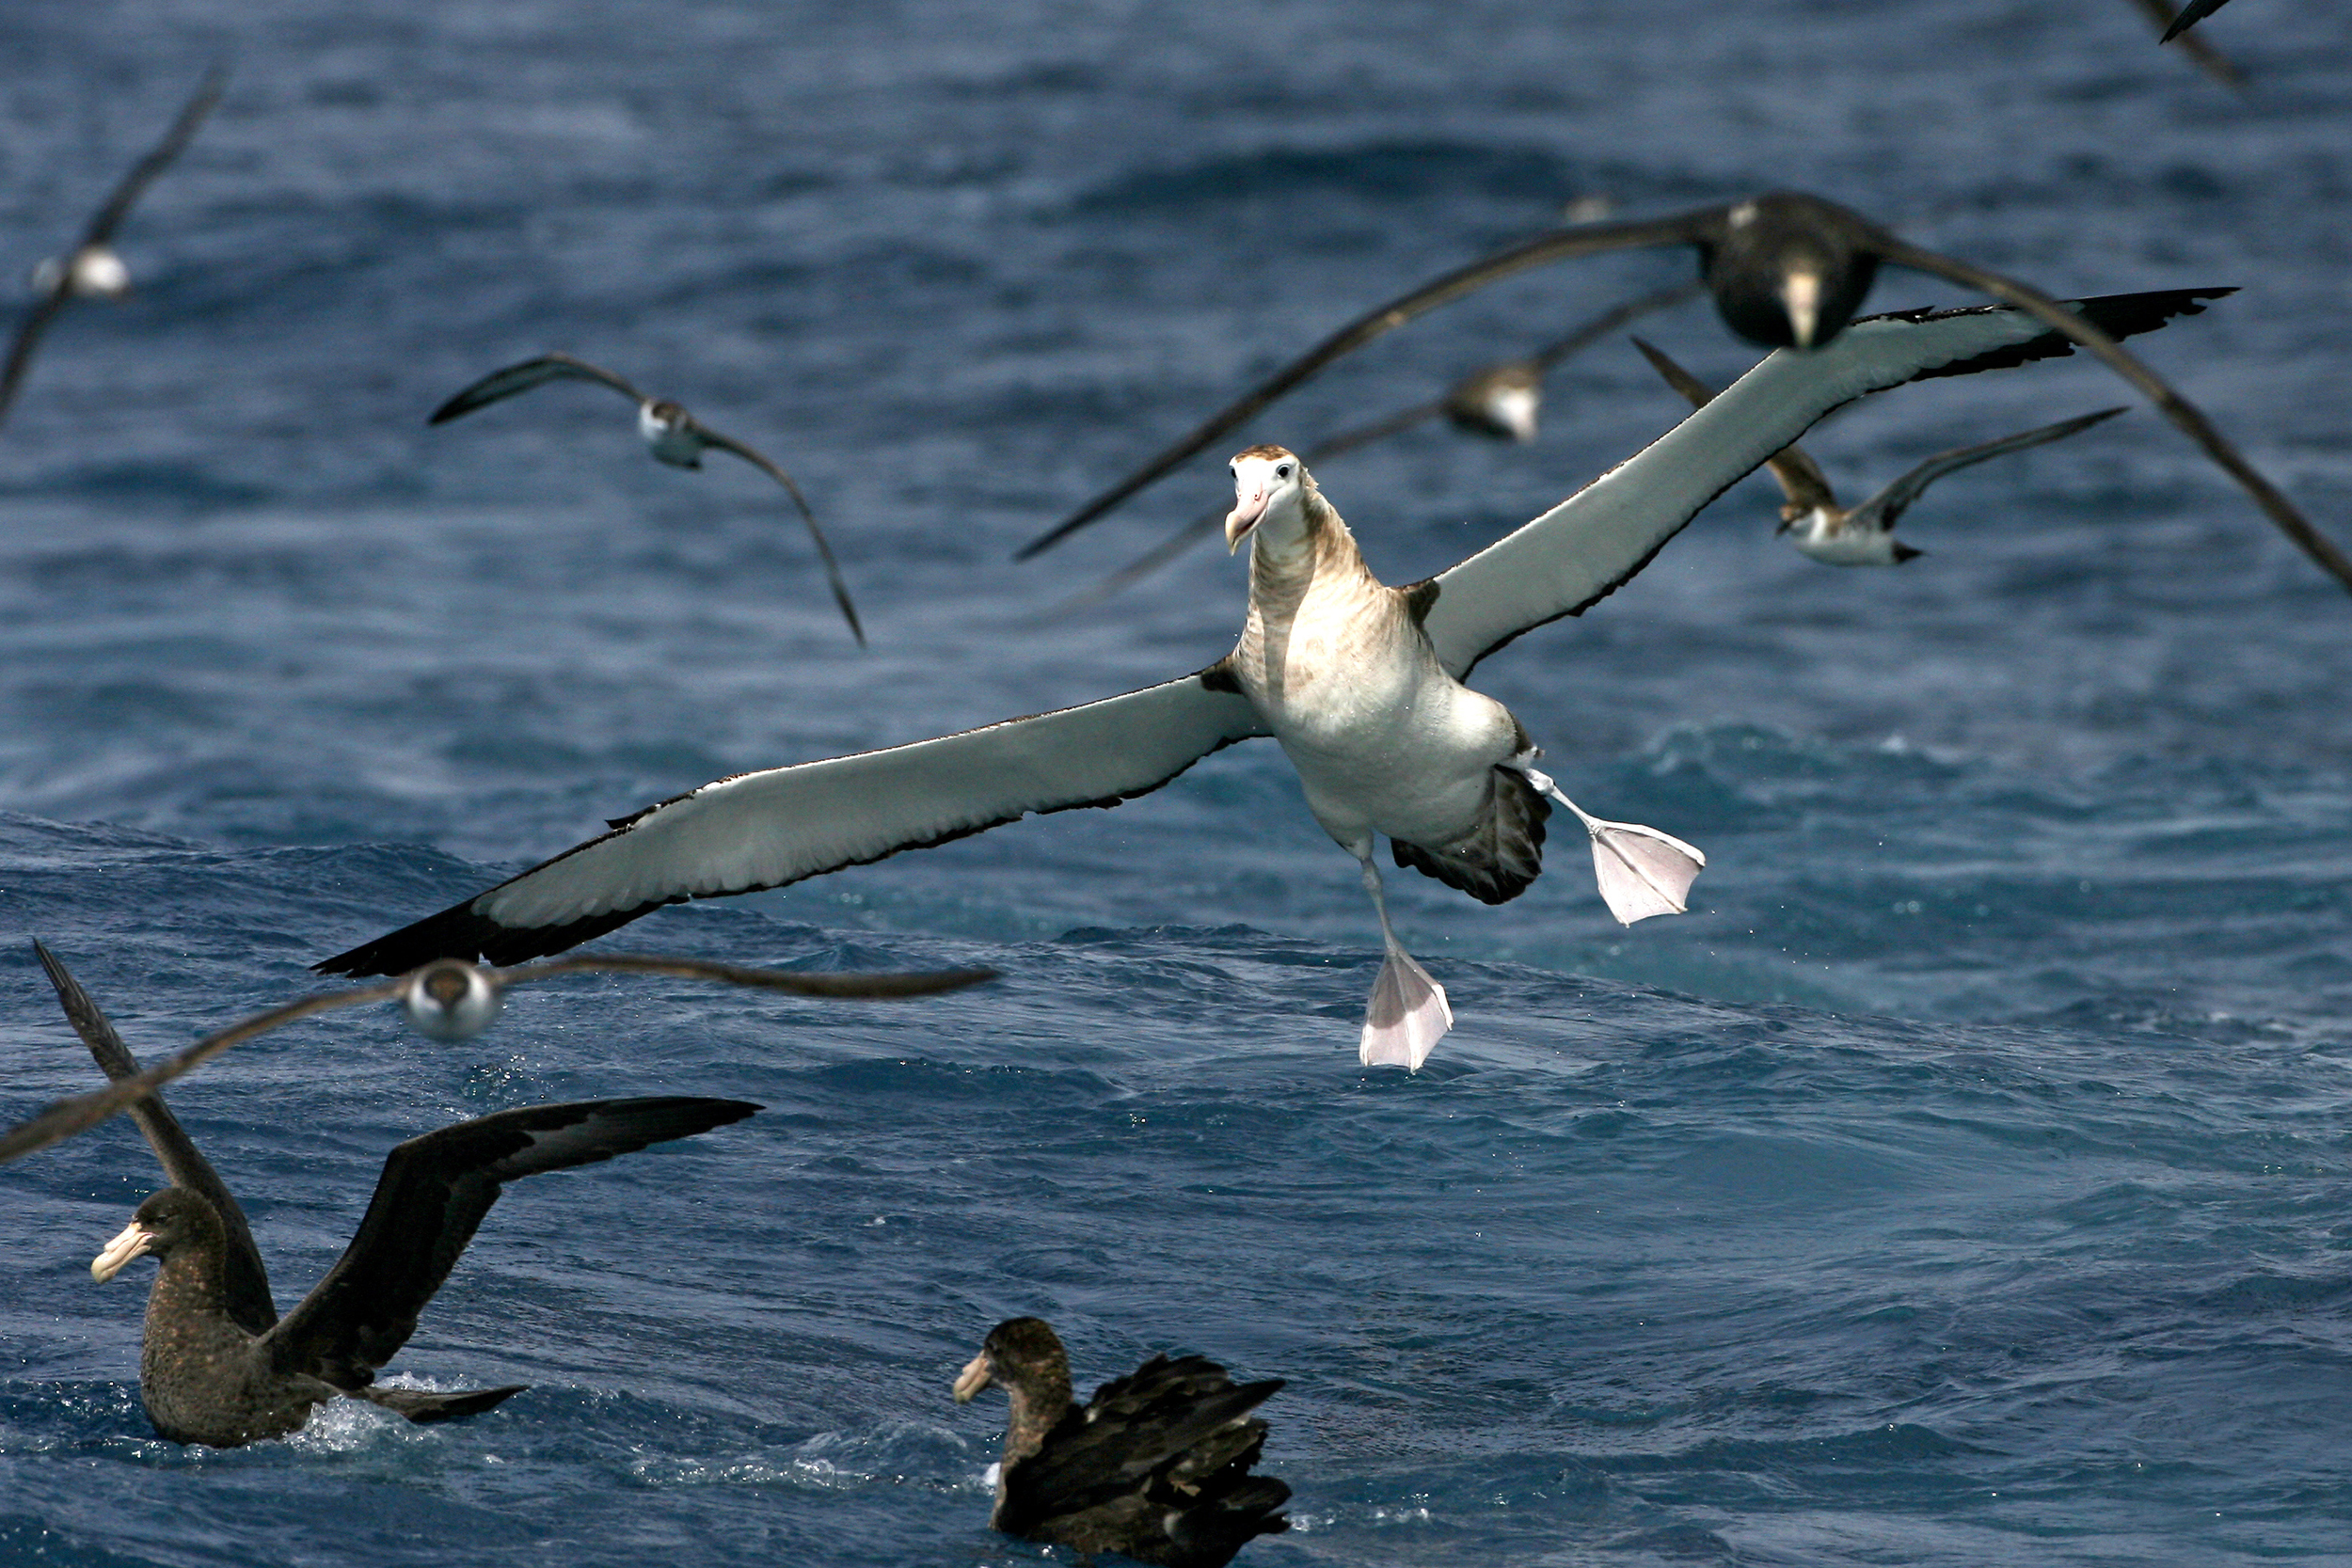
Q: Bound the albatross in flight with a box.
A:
[430,352,866,643]
[1632,336,2133,566]
[0,67,226,432]
[1011,191,2344,600]
[0,949,989,1167]
[314,289,2218,1069]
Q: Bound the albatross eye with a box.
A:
[1276,465,1292,479]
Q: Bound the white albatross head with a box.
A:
[1225,445,1309,554]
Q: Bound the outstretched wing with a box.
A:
[0,980,402,1167]
[82,66,230,248]
[1857,405,2129,531]
[1631,335,1837,516]
[0,287,75,431]
[428,352,648,423]
[1015,209,1723,557]
[31,941,277,1333]
[318,673,1270,975]
[689,420,866,646]
[263,1097,757,1388]
[1422,288,2227,677]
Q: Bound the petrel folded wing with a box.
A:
[1422,289,2227,677]
[32,941,278,1334]
[262,1097,757,1389]
[428,352,649,424]
[318,673,1271,976]
[1857,406,2129,531]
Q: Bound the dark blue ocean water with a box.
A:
[5,1,2352,1562]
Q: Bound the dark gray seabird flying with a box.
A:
[0,67,226,431]
[1634,336,2134,567]
[1013,191,2344,600]
[953,1317,1290,1568]
[0,950,989,1167]
[37,938,755,1449]
[314,291,2217,1069]
[1049,281,1706,618]
[430,352,866,643]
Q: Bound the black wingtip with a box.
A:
[1893,287,2233,384]
[315,895,660,978]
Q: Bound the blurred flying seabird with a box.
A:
[430,352,866,643]
[312,292,2215,1069]
[0,949,989,1165]
[1634,336,2131,566]
[1013,191,2343,601]
[1048,282,1705,618]
[0,67,226,430]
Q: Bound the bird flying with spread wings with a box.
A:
[430,352,866,642]
[1012,191,2341,601]
[1,66,227,431]
[314,289,2219,1070]
[1632,335,2131,566]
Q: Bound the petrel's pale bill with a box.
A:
[428,352,866,643]
[1017,189,2339,603]
[312,291,2218,1004]
[0,946,992,1166]
[0,66,228,431]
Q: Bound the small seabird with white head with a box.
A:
[1014,191,2344,602]
[311,289,2221,1070]
[0,948,989,1166]
[429,352,866,643]
[1633,336,2130,567]
[0,67,226,430]
[953,1317,1290,1568]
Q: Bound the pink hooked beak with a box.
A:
[1225,486,1268,553]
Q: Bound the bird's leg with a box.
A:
[1510,755,1706,926]
[1356,849,1452,1072]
